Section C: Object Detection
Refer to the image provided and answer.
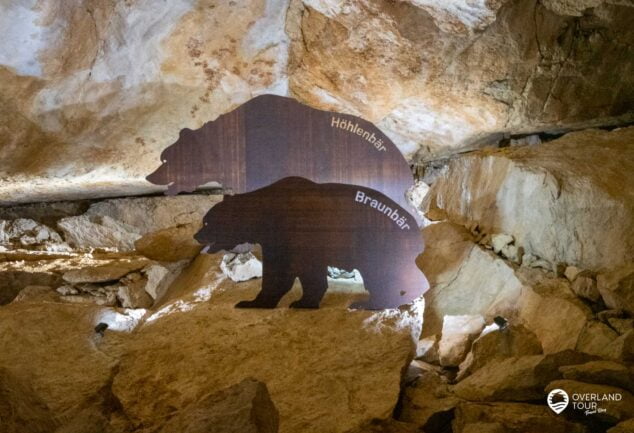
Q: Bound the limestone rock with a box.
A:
[438,315,485,367]
[418,222,523,337]
[0,0,290,204]
[220,252,263,282]
[114,270,421,433]
[143,263,183,302]
[608,318,634,335]
[491,233,513,254]
[58,195,222,251]
[347,419,419,433]
[134,223,203,261]
[516,269,592,354]
[560,361,634,393]
[458,324,543,380]
[453,351,597,401]
[158,378,279,433]
[565,266,582,282]
[288,1,634,162]
[546,380,634,423]
[576,320,620,359]
[423,128,634,271]
[597,264,634,315]
[416,335,439,364]
[12,285,59,303]
[115,273,154,309]
[0,367,58,433]
[607,419,634,433]
[0,218,70,252]
[452,402,587,433]
[399,370,461,428]
[62,258,149,283]
[571,273,600,303]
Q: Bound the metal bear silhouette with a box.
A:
[146,94,418,222]
[194,177,429,310]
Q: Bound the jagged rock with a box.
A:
[143,263,182,302]
[157,378,279,433]
[452,402,587,433]
[571,272,600,303]
[113,259,421,433]
[491,234,513,254]
[0,303,115,426]
[576,320,621,359]
[608,318,634,335]
[60,293,117,307]
[115,273,154,309]
[453,351,597,401]
[438,315,485,367]
[560,361,634,393]
[546,380,634,423]
[423,128,634,271]
[220,252,263,282]
[597,264,634,315]
[134,223,203,262]
[607,419,634,433]
[399,370,460,429]
[416,335,439,364]
[458,324,542,380]
[62,258,150,284]
[517,269,592,353]
[418,222,523,337]
[12,285,59,303]
[0,367,58,433]
[58,196,222,251]
[0,218,71,252]
[565,266,582,282]
[605,330,634,362]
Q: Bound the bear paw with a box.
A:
[289,299,320,309]
[235,299,277,309]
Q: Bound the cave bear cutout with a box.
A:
[146,94,418,222]
[194,177,429,310]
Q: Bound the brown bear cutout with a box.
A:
[194,177,429,310]
[147,94,419,224]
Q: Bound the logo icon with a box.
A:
[548,389,569,414]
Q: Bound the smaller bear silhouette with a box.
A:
[194,177,428,310]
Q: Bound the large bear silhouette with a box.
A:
[146,94,418,222]
[194,177,429,310]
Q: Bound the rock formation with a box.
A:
[1,1,633,432]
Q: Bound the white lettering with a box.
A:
[355,191,365,203]
[354,190,412,230]
[331,116,388,152]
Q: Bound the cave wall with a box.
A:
[1,0,633,203]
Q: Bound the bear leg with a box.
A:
[349,269,409,310]
[290,271,328,309]
[235,266,296,309]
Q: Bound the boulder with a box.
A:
[12,285,59,303]
[453,351,597,402]
[62,258,150,284]
[416,335,439,364]
[597,264,634,315]
[134,223,203,262]
[423,128,634,271]
[546,380,634,423]
[458,324,542,380]
[220,252,263,282]
[576,321,621,359]
[113,269,421,433]
[452,402,587,433]
[571,273,600,303]
[399,370,461,429]
[418,222,523,337]
[0,367,57,433]
[608,318,634,336]
[58,196,222,251]
[438,315,485,367]
[560,361,634,393]
[157,378,279,433]
[516,269,592,353]
[115,273,154,309]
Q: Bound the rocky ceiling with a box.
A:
[1,0,633,204]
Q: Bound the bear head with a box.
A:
[194,195,258,253]
[146,127,229,195]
